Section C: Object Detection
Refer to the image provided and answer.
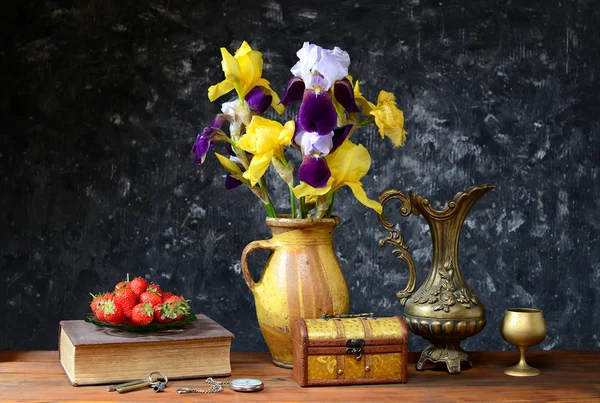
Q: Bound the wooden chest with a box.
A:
[292,316,408,386]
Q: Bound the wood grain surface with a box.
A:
[0,350,598,402]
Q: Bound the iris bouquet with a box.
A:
[193,41,407,218]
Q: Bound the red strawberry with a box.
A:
[130,277,148,297]
[161,292,174,302]
[153,303,174,324]
[90,292,105,312]
[115,281,130,290]
[164,295,185,304]
[163,297,190,321]
[139,290,162,307]
[131,302,154,326]
[93,293,113,322]
[113,288,137,319]
[103,300,126,324]
[146,284,162,296]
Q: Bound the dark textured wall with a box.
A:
[1,0,599,353]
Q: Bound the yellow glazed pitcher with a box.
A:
[241,216,350,368]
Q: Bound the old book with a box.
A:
[59,314,234,386]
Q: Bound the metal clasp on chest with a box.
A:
[346,339,365,361]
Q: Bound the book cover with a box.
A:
[59,314,234,386]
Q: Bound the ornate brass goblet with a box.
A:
[500,308,547,376]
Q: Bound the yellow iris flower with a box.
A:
[208,41,284,113]
[369,90,407,147]
[352,79,376,115]
[237,116,295,186]
[293,141,382,214]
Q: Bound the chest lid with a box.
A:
[293,316,406,348]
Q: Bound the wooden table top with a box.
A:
[0,350,598,402]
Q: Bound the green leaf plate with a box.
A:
[84,313,197,332]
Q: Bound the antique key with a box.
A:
[107,377,154,392]
[107,371,168,393]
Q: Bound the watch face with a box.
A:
[230,378,264,392]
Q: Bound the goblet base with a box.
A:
[504,363,541,377]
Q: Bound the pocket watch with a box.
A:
[230,378,264,392]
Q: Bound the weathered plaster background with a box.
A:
[1,0,599,353]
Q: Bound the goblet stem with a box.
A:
[517,346,529,368]
[504,345,541,376]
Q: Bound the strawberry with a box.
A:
[161,291,174,302]
[164,295,185,304]
[131,302,154,326]
[103,299,126,324]
[114,281,130,290]
[113,288,137,319]
[146,283,162,296]
[130,277,148,297]
[153,303,174,324]
[91,293,113,322]
[90,292,106,312]
[163,297,190,321]
[139,290,162,307]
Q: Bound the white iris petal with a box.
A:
[296,130,334,157]
[221,99,241,117]
[290,42,350,92]
[221,99,243,139]
[291,42,319,88]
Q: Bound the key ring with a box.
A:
[149,371,168,385]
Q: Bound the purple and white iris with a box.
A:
[193,86,273,188]
[294,125,352,188]
[281,42,360,187]
[192,114,228,164]
[224,143,244,190]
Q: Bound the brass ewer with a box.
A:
[377,184,495,374]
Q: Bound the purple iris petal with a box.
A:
[191,131,212,164]
[298,90,337,135]
[225,142,236,157]
[210,113,229,129]
[281,77,305,106]
[291,121,302,150]
[298,156,331,188]
[333,78,360,113]
[225,174,243,190]
[245,87,272,115]
[331,124,353,153]
[191,126,226,164]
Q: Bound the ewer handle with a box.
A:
[241,240,276,292]
[377,189,417,306]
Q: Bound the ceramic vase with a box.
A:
[241,216,350,368]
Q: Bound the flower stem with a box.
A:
[357,117,375,128]
[263,201,277,218]
[259,177,277,218]
[289,186,296,219]
[326,191,337,218]
[299,196,307,218]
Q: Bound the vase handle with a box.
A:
[377,189,418,306]
[241,240,276,292]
